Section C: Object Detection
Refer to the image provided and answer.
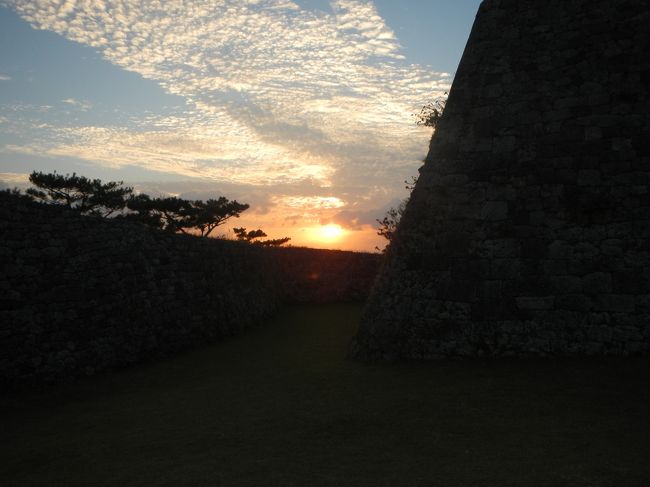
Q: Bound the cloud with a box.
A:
[22,120,335,185]
[0,172,29,187]
[2,0,449,232]
[0,75,11,81]
[61,98,92,111]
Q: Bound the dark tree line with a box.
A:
[23,171,289,245]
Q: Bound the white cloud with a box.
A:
[2,0,450,241]
[61,97,92,111]
[0,75,11,81]
[0,172,29,186]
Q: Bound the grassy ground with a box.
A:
[2,304,649,486]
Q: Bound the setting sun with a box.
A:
[316,224,345,242]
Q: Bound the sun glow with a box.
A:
[316,223,345,243]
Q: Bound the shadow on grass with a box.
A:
[2,303,649,486]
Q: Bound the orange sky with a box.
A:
[231,216,385,252]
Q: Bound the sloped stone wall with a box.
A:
[354,0,650,360]
[0,192,379,384]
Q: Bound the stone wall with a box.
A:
[268,246,380,303]
[353,0,650,360]
[0,192,379,384]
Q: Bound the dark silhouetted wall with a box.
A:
[1,192,379,384]
[354,0,650,360]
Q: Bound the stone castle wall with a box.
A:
[354,0,650,360]
[0,192,379,384]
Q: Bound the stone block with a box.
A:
[493,136,517,153]
[601,239,623,256]
[582,272,612,294]
[548,240,572,259]
[611,326,643,342]
[573,242,600,259]
[474,137,494,152]
[636,295,650,310]
[586,324,613,342]
[555,294,593,311]
[550,275,582,294]
[578,169,601,186]
[612,269,646,293]
[516,296,555,310]
[521,239,546,259]
[525,197,544,211]
[437,279,476,301]
[519,259,542,278]
[488,238,520,258]
[438,174,470,186]
[480,280,503,299]
[517,111,542,125]
[542,259,567,275]
[453,259,490,279]
[594,294,636,313]
[491,259,521,279]
[529,210,548,225]
[487,185,517,201]
[480,201,509,221]
[486,84,504,98]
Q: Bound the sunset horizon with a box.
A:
[4,1,650,485]
[0,0,481,251]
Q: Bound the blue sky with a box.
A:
[0,0,481,250]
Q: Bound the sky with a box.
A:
[0,0,482,251]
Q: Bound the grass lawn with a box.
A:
[2,303,649,486]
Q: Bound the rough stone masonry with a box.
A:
[0,192,379,385]
[353,0,650,360]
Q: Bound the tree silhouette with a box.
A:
[376,200,407,246]
[123,194,196,233]
[125,195,249,237]
[376,176,418,252]
[233,227,291,246]
[27,171,132,217]
[24,171,271,241]
[413,93,447,131]
[194,198,250,238]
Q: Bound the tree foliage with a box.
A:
[123,194,196,233]
[124,195,249,237]
[194,198,250,238]
[25,170,254,239]
[26,171,132,217]
[376,200,407,245]
[376,176,418,252]
[233,227,267,242]
[233,227,291,247]
[413,93,447,131]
